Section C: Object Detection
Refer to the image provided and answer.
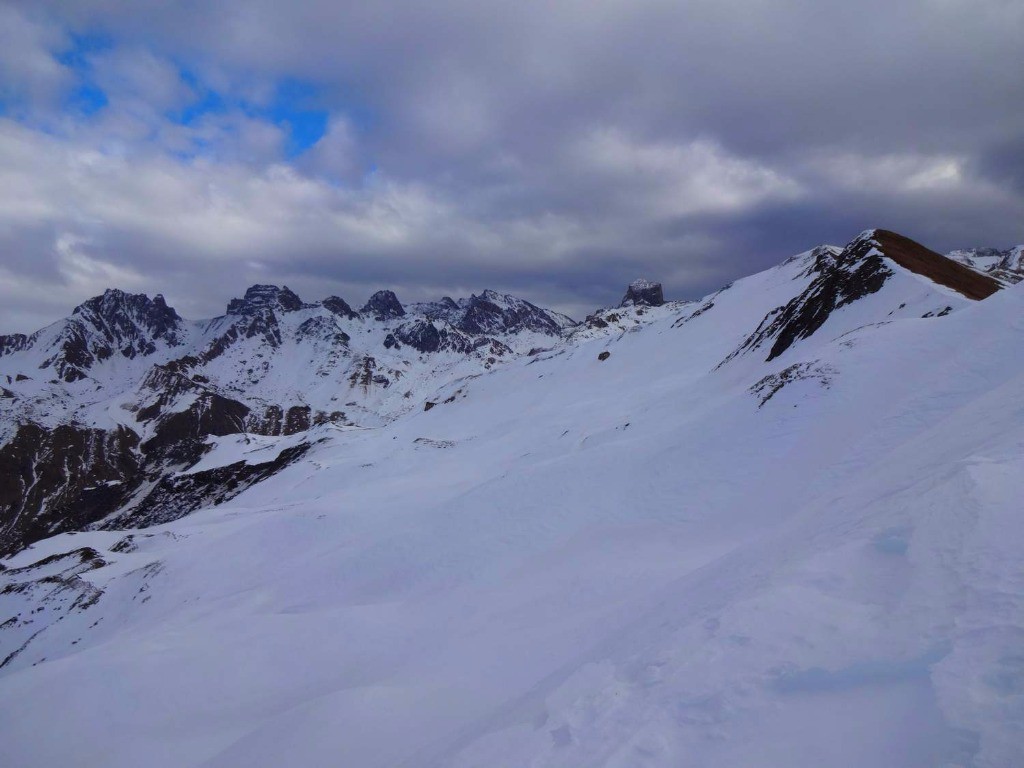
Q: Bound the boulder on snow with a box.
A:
[620,279,664,307]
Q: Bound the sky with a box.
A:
[0,0,1022,331]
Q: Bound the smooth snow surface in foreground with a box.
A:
[2,258,1023,767]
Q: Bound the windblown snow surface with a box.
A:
[2,250,1023,767]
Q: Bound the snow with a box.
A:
[948,245,1024,285]
[178,430,325,475]
[1,253,1023,766]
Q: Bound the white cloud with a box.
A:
[576,129,803,217]
[0,0,1022,331]
[88,47,195,113]
[302,115,358,180]
[0,6,71,109]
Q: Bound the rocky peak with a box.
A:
[29,289,190,381]
[361,290,406,321]
[414,290,576,337]
[226,285,304,315]
[865,230,1000,300]
[732,229,1002,365]
[620,279,665,307]
[321,296,360,319]
[459,290,571,336]
[74,289,183,341]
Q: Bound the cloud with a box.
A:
[88,46,194,113]
[0,0,1021,331]
[0,5,72,110]
[570,129,803,217]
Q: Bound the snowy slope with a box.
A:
[1,230,1022,767]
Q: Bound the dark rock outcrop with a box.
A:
[361,290,405,321]
[0,333,30,358]
[322,296,360,319]
[735,241,892,362]
[102,442,313,530]
[245,405,346,436]
[296,316,350,346]
[283,405,312,435]
[0,423,142,556]
[387,321,442,353]
[620,280,664,307]
[227,285,304,315]
[348,356,394,390]
[385,320,487,355]
[140,392,250,465]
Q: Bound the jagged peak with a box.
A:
[401,289,576,338]
[226,285,304,315]
[69,289,183,347]
[476,288,507,302]
[74,288,178,319]
[321,295,360,320]
[361,290,406,321]
[464,289,524,310]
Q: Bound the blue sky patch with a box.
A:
[261,79,329,157]
[66,84,108,116]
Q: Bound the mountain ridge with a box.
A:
[0,228,1005,555]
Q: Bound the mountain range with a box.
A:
[1,228,1022,767]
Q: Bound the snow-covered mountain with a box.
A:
[0,283,575,553]
[948,244,1024,285]
[1,228,1022,767]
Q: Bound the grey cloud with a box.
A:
[0,0,1022,332]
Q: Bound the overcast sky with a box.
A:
[0,0,1022,331]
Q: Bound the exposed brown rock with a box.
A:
[873,230,1001,300]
